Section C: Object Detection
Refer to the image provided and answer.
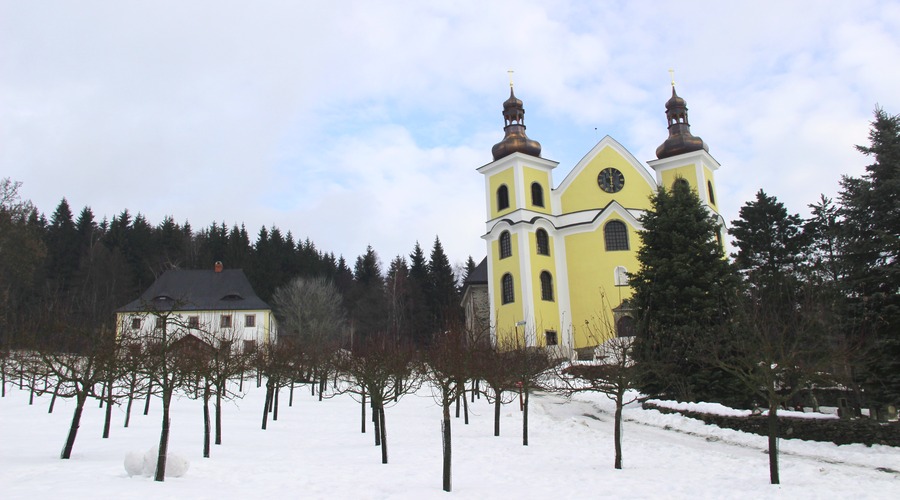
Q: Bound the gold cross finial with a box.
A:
[508,69,514,88]
[668,68,676,87]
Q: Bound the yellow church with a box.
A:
[476,82,723,354]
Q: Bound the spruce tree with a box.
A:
[428,237,460,334]
[729,189,809,307]
[630,180,741,403]
[839,108,900,411]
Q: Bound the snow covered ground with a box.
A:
[1,379,898,499]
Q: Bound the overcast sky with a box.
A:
[2,1,899,269]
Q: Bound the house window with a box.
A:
[540,271,554,301]
[497,185,510,211]
[131,317,141,330]
[707,180,716,205]
[501,273,514,304]
[220,314,233,328]
[614,266,629,286]
[243,339,257,352]
[545,330,558,346]
[531,182,544,207]
[604,221,629,251]
[499,231,512,259]
[536,229,549,256]
[245,314,256,328]
[188,316,200,329]
[154,317,166,330]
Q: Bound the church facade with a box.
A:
[477,83,723,353]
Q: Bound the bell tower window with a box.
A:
[531,182,544,207]
[536,229,549,256]
[501,273,515,304]
[497,185,510,211]
[499,231,512,259]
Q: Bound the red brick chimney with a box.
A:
[214,261,223,273]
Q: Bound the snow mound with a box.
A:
[124,447,190,478]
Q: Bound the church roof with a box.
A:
[118,268,270,313]
[655,85,708,159]
[464,257,488,285]
[491,87,542,160]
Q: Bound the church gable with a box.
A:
[555,136,657,215]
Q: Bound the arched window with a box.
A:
[531,182,544,207]
[499,231,512,259]
[536,228,549,256]
[497,185,510,211]
[604,221,629,251]
[501,273,515,304]
[673,178,690,191]
[614,266,628,286]
[540,271,554,301]
[707,180,716,205]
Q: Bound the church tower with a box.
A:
[648,83,721,216]
[478,84,562,349]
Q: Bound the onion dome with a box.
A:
[655,86,708,159]
[491,87,542,161]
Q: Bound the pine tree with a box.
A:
[428,237,460,336]
[351,246,387,341]
[630,180,741,403]
[407,242,432,347]
[839,108,900,411]
[729,189,809,307]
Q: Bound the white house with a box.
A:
[116,262,276,350]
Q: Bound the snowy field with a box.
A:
[1,379,898,499]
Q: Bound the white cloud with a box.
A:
[1,0,899,264]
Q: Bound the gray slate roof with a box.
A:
[464,257,488,285]
[118,269,271,313]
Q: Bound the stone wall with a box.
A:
[643,401,900,447]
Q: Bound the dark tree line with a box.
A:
[0,185,466,351]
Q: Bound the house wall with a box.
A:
[116,309,276,348]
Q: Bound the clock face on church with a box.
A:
[598,167,625,193]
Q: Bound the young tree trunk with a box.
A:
[768,402,780,484]
[614,392,624,469]
[494,396,502,437]
[214,384,223,445]
[289,382,294,407]
[203,384,211,458]
[455,387,461,418]
[124,377,136,427]
[462,391,469,425]
[261,382,272,430]
[239,369,244,392]
[373,398,381,446]
[60,392,87,459]
[48,379,62,414]
[442,397,452,492]
[155,388,172,482]
[272,384,280,421]
[102,385,113,438]
[28,374,36,405]
[522,387,530,446]
[360,387,366,433]
[379,406,388,464]
[318,375,325,402]
[143,380,153,415]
